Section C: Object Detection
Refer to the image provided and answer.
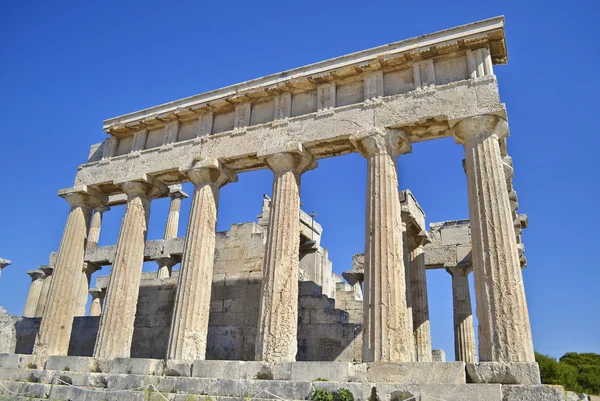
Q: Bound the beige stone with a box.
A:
[0,258,11,279]
[453,115,534,362]
[88,288,105,316]
[255,143,316,362]
[34,266,53,318]
[409,239,432,362]
[351,128,414,362]
[447,266,477,363]
[157,186,188,278]
[167,160,236,361]
[94,179,167,359]
[23,270,45,318]
[33,188,105,359]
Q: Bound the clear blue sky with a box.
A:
[0,1,598,360]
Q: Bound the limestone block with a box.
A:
[466,362,541,385]
[501,384,565,401]
[0,307,16,354]
[191,360,292,380]
[45,356,98,373]
[366,362,466,383]
[97,357,164,375]
[289,361,352,381]
[0,354,40,369]
[0,381,50,399]
[164,359,193,377]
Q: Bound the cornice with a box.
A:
[103,16,506,134]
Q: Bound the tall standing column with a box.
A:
[350,128,414,362]
[23,270,45,318]
[409,236,432,362]
[94,179,167,359]
[75,206,108,316]
[255,143,316,362]
[35,266,54,318]
[167,160,236,361]
[446,267,477,363]
[33,188,105,358]
[454,115,535,362]
[157,187,188,279]
[88,288,105,317]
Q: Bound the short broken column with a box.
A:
[33,187,105,358]
[167,160,236,361]
[446,266,477,363]
[94,179,167,359]
[255,143,316,363]
[351,128,414,362]
[454,115,535,362]
[23,270,45,318]
[35,266,54,318]
[88,288,105,317]
[157,186,188,279]
[409,236,433,362]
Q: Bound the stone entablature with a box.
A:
[76,17,506,197]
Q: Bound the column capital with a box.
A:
[407,231,430,249]
[446,266,473,277]
[167,184,189,200]
[93,205,111,214]
[58,186,107,209]
[184,158,237,187]
[40,265,54,277]
[258,143,317,174]
[116,175,169,199]
[82,262,101,274]
[89,287,105,299]
[350,127,411,158]
[27,270,45,281]
[453,115,508,145]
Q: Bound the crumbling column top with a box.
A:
[0,258,11,270]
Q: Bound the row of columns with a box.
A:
[32,113,534,364]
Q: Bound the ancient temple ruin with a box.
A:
[0,16,570,401]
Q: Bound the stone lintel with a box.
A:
[114,174,169,199]
[57,185,107,206]
[400,189,427,239]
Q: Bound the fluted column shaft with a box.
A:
[454,115,535,362]
[75,207,108,315]
[23,271,45,318]
[410,241,432,361]
[167,161,236,360]
[88,288,104,317]
[447,267,477,363]
[157,191,186,279]
[256,145,315,362]
[351,128,414,362]
[33,191,102,358]
[94,181,163,359]
[34,267,53,318]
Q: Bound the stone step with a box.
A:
[0,375,506,401]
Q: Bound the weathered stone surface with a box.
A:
[432,349,446,362]
[94,180,166,359]
[502,384,565,401]
[351,128,414,362]
[45,356,98,373]
[34,189,104,359]
[167,160,236,361]
[0,258,11,279]
[366,362,466,383]
[97,357,164,375]
[256,144,316,363]
[34,266,53,318]
[466,362,541,385]
[447,266,477,363]
[454,115,535,362]
[409,241,432,362]
[0,307,17,354]
[22,271,44,318]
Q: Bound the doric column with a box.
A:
[35,266,54,318]
[33,187,105,358]
[350,128,414,362]
[255,143,316,362]
[409,236,432,362]
[87,206,109,249]
[453,115,535,362]
[157,186,188,279]
[75,263,101,316]
[23,270,45,318]
[88,288,105,317]
[94,179,167,359]
[446,266,477,363]
[167,160,236,361]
